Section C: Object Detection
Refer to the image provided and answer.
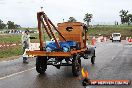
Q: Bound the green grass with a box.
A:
[20,28,37,30]
[0,45,22,59]
[0,26,132,60]
[0,33,49,60]
[0,34,21,44]
[88,26,132,38]
[0,33,41,44]
[0,28,37,31]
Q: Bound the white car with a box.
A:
[112,33,121,42]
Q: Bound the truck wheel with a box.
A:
[91,51,95,64]
[76,43,81,50]
[36,56,47,74]
[72,54,81,77]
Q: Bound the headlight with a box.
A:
[63,47,69,52]
[46,47,52,52]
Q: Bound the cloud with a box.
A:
[0,0,132,27]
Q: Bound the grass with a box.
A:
[0,26,132,61]
[0,33,40,44]
[88,26,132,39]
[0,45,22,61]
[0,33,49,61]
[0,34,21,44]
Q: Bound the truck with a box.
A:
[26,11,95,77]
[112,33,121,42]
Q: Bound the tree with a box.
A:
[14,24,21,29]
[7,21,15,29]
[7,21,21,29]
[128,14,132,24]
[0,19,6,29]
[119,10,129,24]
[68,17,77,22]
[83,13,93,26]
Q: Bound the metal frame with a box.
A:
[26,48,87,57]
[26,11,88,57]
[26,11,95,77]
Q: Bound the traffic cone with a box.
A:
[131,38,132,42]
[92,36,96,46]
[104,37,107,42]
[128,38,131,42]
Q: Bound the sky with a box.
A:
[0,0,132,27]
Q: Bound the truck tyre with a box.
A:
[76,43,81,50]
[91,51,95,64]
[36,56,47,74]
[72,54,81,77]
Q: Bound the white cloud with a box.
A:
[0,0,132,27]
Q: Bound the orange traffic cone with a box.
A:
[103,37,107,42]
[130,38,132,42]
[128,38,131,42]
[92,37,96,46]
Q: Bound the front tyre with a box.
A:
[91,51,95,64]
[36,56,47,74]
[72,54,81,77]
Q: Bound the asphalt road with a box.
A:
[0,40,132,88]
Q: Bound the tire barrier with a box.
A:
[96,36,108,43]
[127,37,132,43]
[0,43,21,48]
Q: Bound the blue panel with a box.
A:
[45,40,77,52]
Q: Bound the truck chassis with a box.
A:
[26,11,95,76]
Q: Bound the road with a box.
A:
[0,40,132,88]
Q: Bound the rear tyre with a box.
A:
[72,54,81,77]
[36,56,47,74]
[91,51,95,64]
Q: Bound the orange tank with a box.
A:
[57,22,86,48]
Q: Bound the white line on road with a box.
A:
[0,67,35,80]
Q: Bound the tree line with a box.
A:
[119,9,132,25]
[68,9,132,26]
[67,13,92,27]
[0,20,21,29]
[1,9,132,30]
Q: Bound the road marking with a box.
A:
[0,67,35,80]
